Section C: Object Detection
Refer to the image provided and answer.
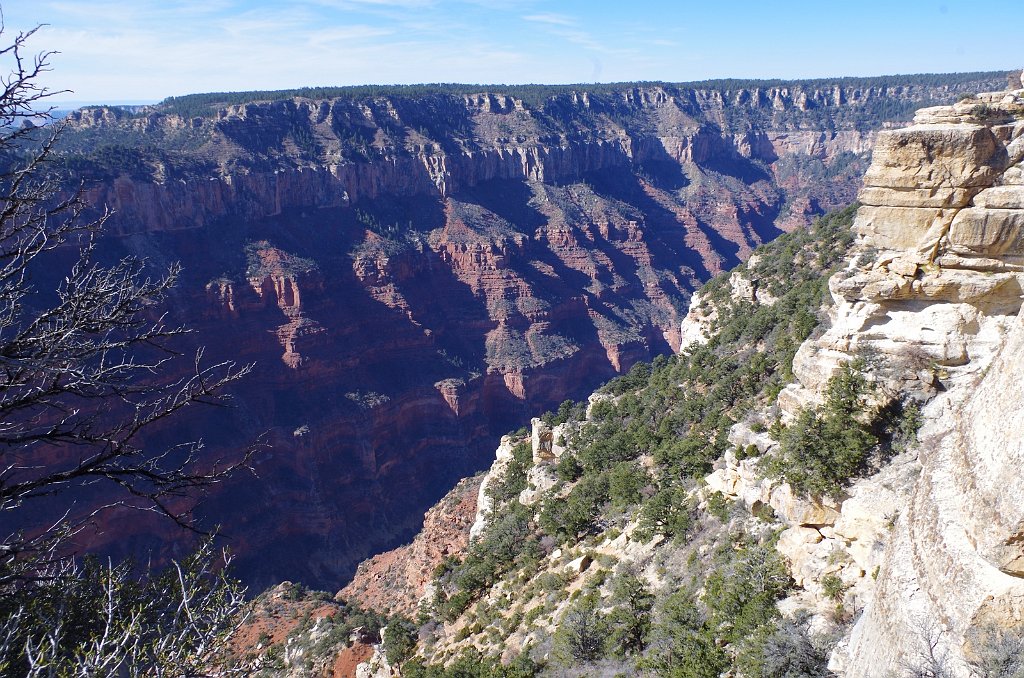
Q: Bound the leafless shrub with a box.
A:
[967,623,1024,678]
[902,618,955,678]
[0,18,253,675]
[0,540,247,677]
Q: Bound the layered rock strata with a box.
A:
[51,75,1003,588]
[773,87,1024,674]
[62,79,1004,238]
[340,79,1024,677]
[696,82,1024,675]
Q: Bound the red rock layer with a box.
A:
[44,78,1002,590]
[340,475,483,617]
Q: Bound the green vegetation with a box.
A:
[634,537,794,678]
[764,360,878,497]
[606,569,655,656]
[484,325,581,371]
[538,472,610,540]
[433,500,538,621]
[970,102,1012,121]
[738,610,835,678]
[347,196,437,258]
[534,204,860,546]
[383,617,419,664]
[355,207,415,239]
[821,574,848,602]
[153,72,1007,119]
[486,441,532,505]
[57,143,164,181]
[401,206,862,675]
[0,543,245,677]
[402,651,541,677]
[763,358,922,498]
[540,399,584,427]
[634,484,695,542]
[244,240,319,279]
[554,594,606,662]
[608,461,650,509]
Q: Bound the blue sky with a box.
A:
[3,0,1021,104]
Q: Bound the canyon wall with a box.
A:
[53,75,1004,589]
[321,77,1024,677]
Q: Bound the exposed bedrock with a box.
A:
[770,87,1024,675]
[54,78,1002,588]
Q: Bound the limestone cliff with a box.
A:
[711,84,1024,675]
[824,88,1024,677]
[63,78,1002,237]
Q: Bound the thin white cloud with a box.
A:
[11,0,659,100]
[218,10,316,39]
[519,12,638,56]
[45,0,232,26]
[343,0,435,5]
[29,0,1019,102]
[461,0,537,8]
[300,0,436,12]
[307,25,396,47]
[522,12,575,26]
[548,27,603,51]
[37,14,544,100]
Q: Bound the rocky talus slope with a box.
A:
[49,75,1003,589]
[339,476,483,618]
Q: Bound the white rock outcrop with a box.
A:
[840,312,1024,676]
[469,435,516,540]
[706,84,1024,676]
[679,266,778,352]
[678,290,717,350]
[529,417,567,463]
[788,88,1024,675]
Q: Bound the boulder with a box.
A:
[948,207,1024,256]
[770,484,840,527]
[863,124,1004,190]
[972,184,1024,209]
[565,554,593,575]
[776,526,824,586]
[852,205,954,251]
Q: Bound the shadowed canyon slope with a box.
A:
[53,74,1005,589]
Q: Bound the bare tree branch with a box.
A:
[0,18,253,676]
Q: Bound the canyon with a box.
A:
[53,73,1005,590]
[325,78,1024,677]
